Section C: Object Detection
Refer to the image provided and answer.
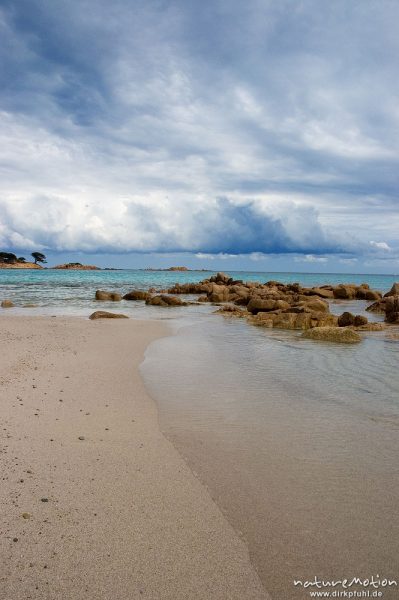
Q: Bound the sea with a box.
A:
[1,268,399,599]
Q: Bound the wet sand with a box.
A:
[0,316,269,600]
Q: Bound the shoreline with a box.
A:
[0,315,269,600]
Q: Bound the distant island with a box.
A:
[52,262,100,270]
[143,266,208,272]
[0,251,46,269]
[0,252,102,270]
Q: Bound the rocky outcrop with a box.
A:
[145,295,188,307]
[385,296,399,323]
[53,263,100,270]
[302,327,361,343]
[1,299,14,308]
[384,282,399,297]
[89,311,129,319]
[95,290,122,301]
[123,290,150,301]
[160,272,389,335]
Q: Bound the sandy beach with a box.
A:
[0,316,269,600]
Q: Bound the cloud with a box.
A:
[369,241,392,252]
[294,255,328,264]
[0,0,398,264]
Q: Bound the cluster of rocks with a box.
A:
[366,283,399,324]
[95,289,187,306]
[93,275,399,341]
[165,273,388,333]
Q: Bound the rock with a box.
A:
[89,311,129,319]
[366,299,387,314]
[145,295,187,307]
[1,299,14,308]
[215,305,246,317]
[308,287,334,299]
[356,288,381,301]
[22,513,31,519]
[78,436,85,440]
[333,285,357,299]
[95,290,122,301]
[209,272,231,284]
[354,315,368,326]
[355,322,385,331]
[247,297,288,314]
[300,298,329,313]
[123,290,149,301]
[384,296,399,323]
[338,312,356,327]
[40,498,49,502]
[302,327,361,343]
[384,282,399,297]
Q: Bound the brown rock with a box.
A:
[338,312,356,327]
[300,298,329,313]
[302,327,361,343]
[123,290,149,301]
[146,295,187,307]
[95,290,122,301]
[353,315,368,326]
[384,282,399,297]
[89,311,129,319]
[333,285,357,299]
[1,299,14,308]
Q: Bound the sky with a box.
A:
[0,0,398,272]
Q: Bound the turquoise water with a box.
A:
[0,268,396,315]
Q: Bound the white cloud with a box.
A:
[369,241,392,251]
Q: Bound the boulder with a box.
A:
[89,311,129,319]
[209,272,231,284]
[384,283,399,297]
[300,298,329,313]
[356,287,381,301]
[366,300,387,314]
[1,299,14,308]
[95,290,122,301]
[354,315,368,326]
[385,296,399,323]
[123,290,149,301]
[302,327,361,343]
[338,312,356,327]
[333,285,357,299]
[309,287,334,299]
[146,295,187,307]
[247,297,288,314]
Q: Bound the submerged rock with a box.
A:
[95,290,122,301]
[1,299,14,308]
[145,295,187,306]
[302,327,361,343]
[89,311,129,319]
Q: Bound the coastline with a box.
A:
[0,315,269,600]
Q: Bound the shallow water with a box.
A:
[0,268,396,316]
[141,309,399,599]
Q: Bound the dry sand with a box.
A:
[0,316,269,600]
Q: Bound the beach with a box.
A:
[0,315,269,600]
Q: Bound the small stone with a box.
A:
[13,537,18,542]
[78,436,85,441]
[40,498,49,503]
[22,513,31,519]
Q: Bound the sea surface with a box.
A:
[2,269,399,599]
